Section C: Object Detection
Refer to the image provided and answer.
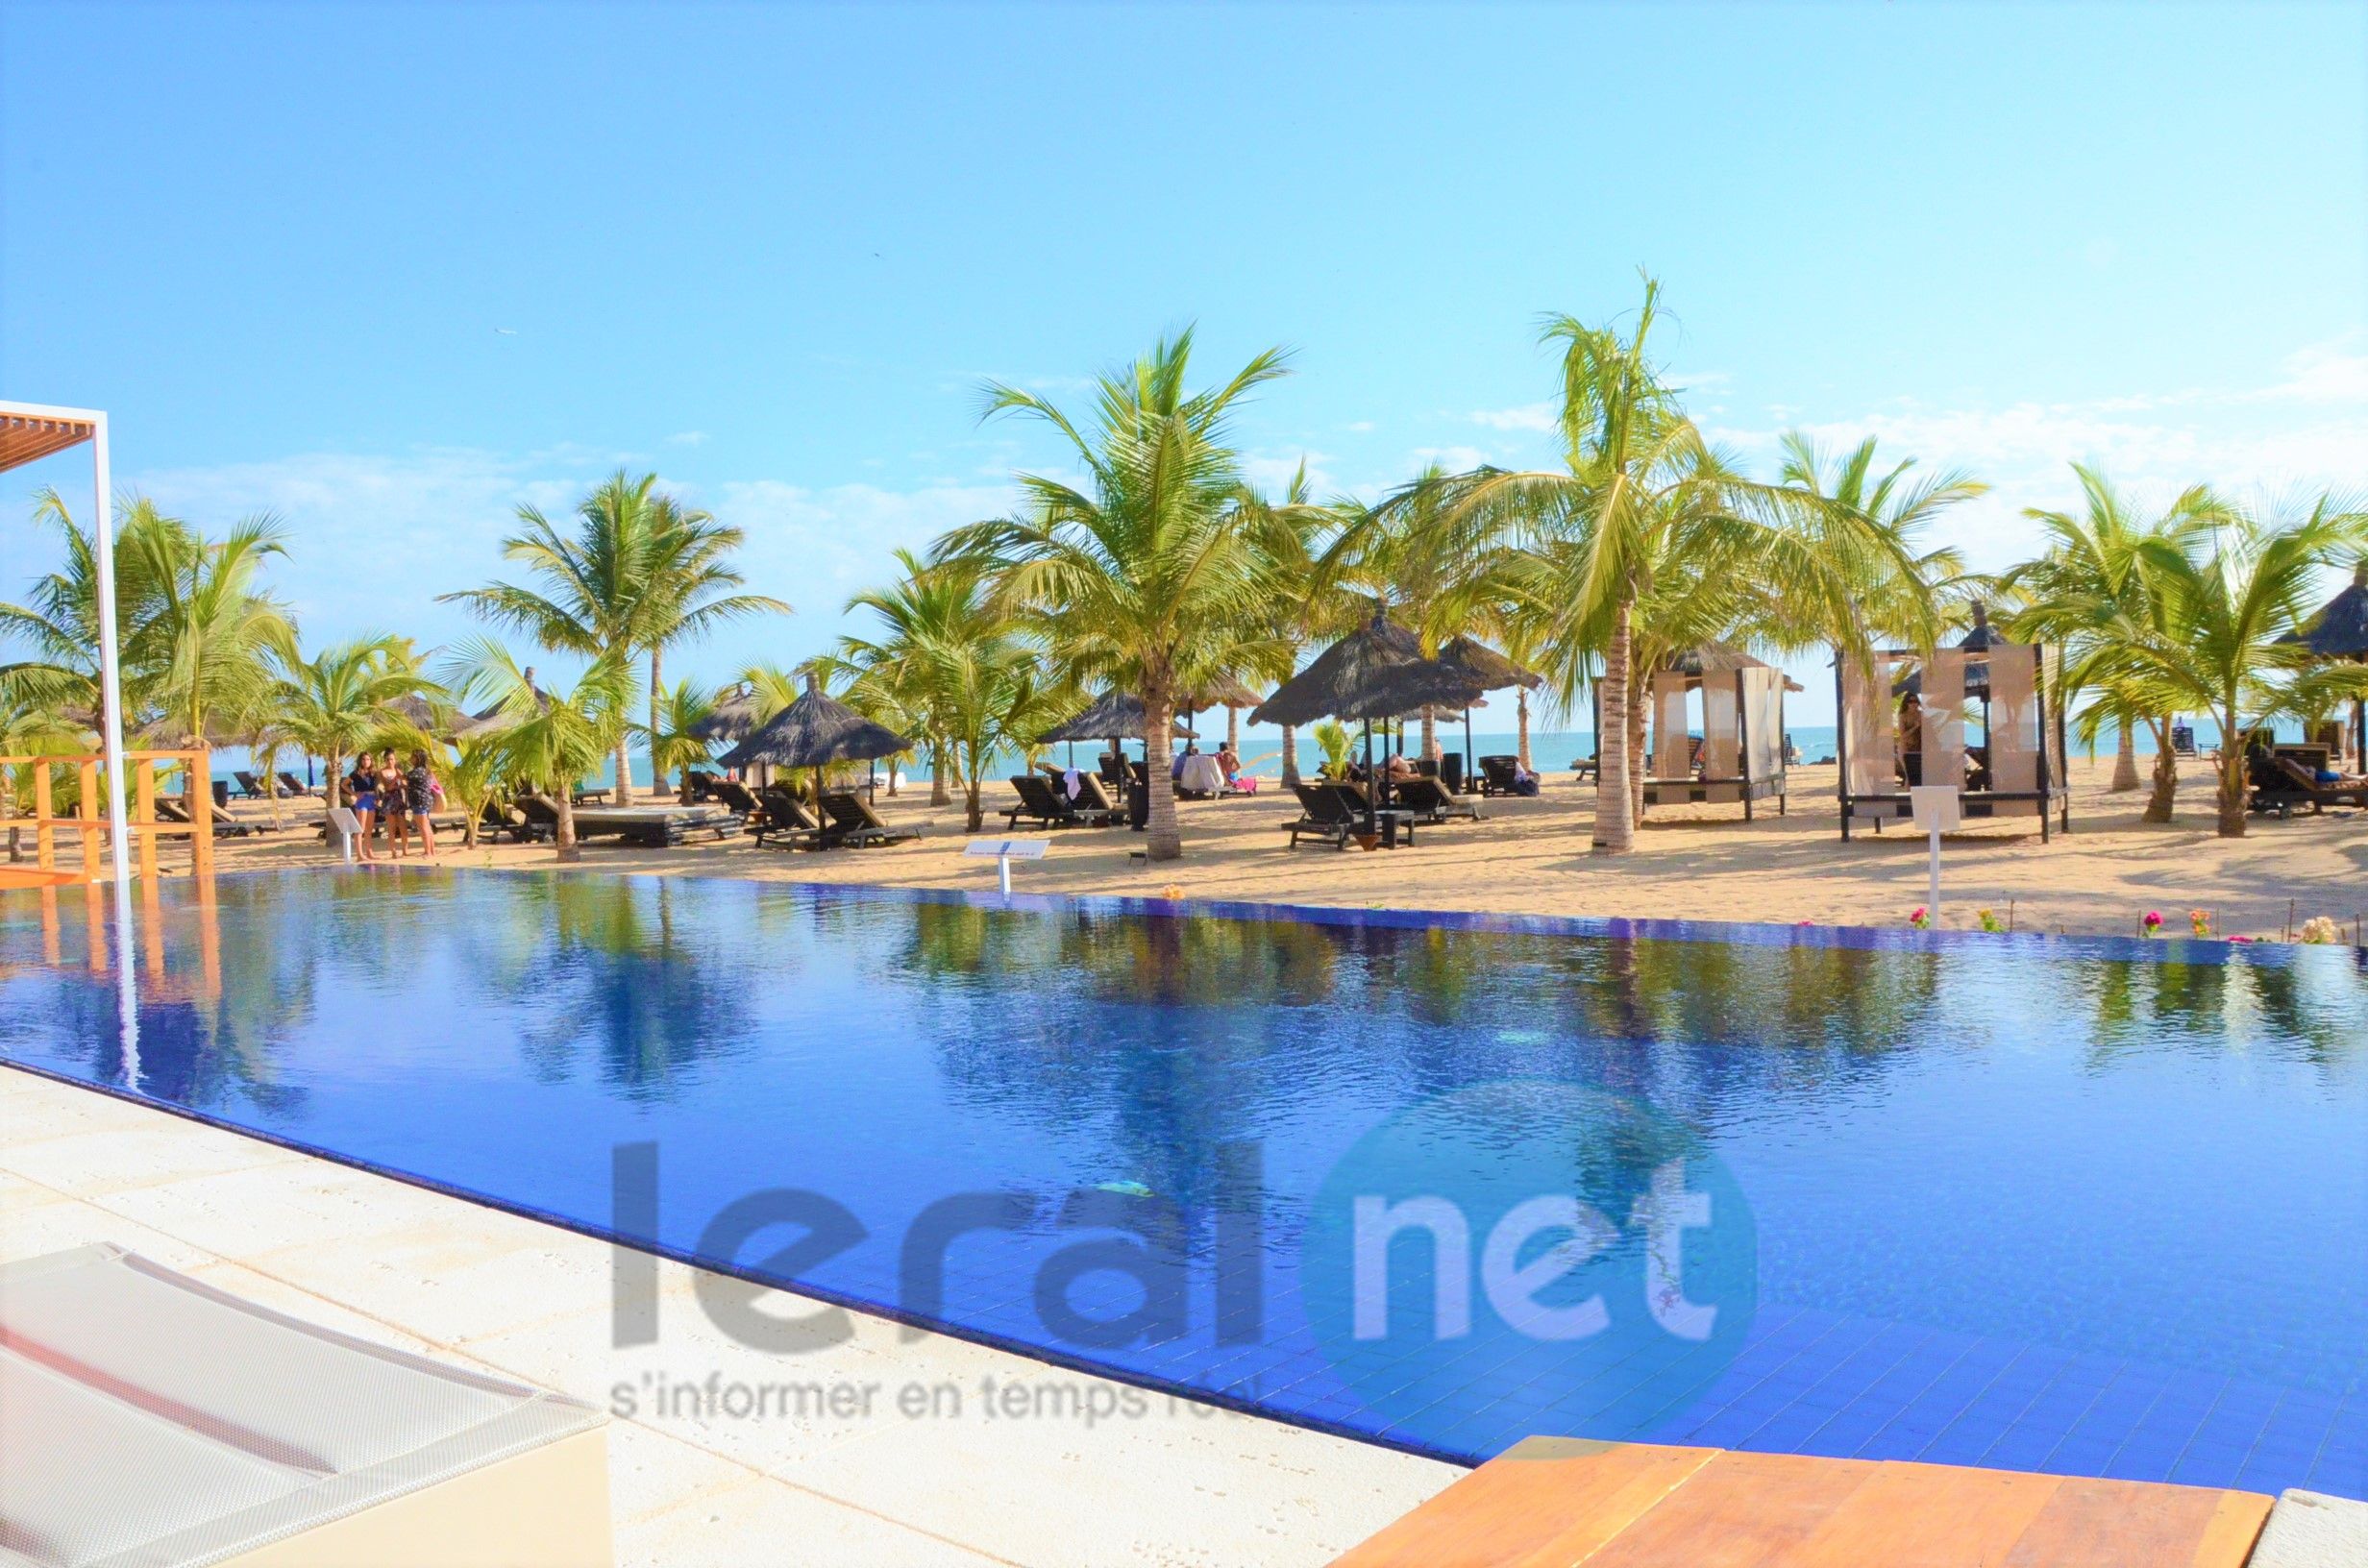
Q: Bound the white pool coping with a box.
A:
[0,1066,1457,1567]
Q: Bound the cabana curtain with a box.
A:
[1741,667,1784,785]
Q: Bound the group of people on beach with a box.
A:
[342,748,442,860]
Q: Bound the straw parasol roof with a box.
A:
[1438,635,1542,693]
[719,675,909,771]
[1248,606,1484,727]
[1039,691,1195,744]
[455,667,556,737]
[690,683,767,745]
[2282,560,2368,658]
[1184,674,1266,710]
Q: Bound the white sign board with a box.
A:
[327,805,361,864]
[1908,785,1962,834]
[963,839,1049,861]
[965,837,1048,894]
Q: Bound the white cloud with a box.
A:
[665,429,710,446]
[1344,420,1375,433]
[1468,402,1555,431]
[1241,451,1334,497]
[1409,445,1494,472]
[108,445,1018,685]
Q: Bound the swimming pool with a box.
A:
[3,870,2361,1499]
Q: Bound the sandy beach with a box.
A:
[101,756,2362,943]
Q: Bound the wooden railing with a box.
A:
[0,748,214,884]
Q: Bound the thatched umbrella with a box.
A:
[1437,635,1542,785]
[1181,674,1266,753]
[455,666,556,738]
[1039,691,1195,744]
[690,683,767,746]
[1250,606,1485,832]
[720,674,909,806]
[2282,559,2368,770]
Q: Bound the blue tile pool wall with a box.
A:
[2,869,2362,1499]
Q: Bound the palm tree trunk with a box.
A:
[929,742,951,807]
[555,780,581,863]
[1594,602,1637,854]
[647,646,665,802]
[325,747,344,852]
[1628,667,1648,824]
[2109,721,2140,792]
[964,747,985,832]
[1516,691,1533,772]
[1280,725,1299,790]
[1143,686,1183,861]
[2214,701,2248,838]
[614,730,635,811]
[1419,706,1439,762]
[2144,717,2178,822]
[1227,706,1240,753]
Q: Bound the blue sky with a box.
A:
[5,0,2364,728]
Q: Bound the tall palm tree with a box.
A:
[937,329,1290,860]
[1442,280,1912,852]
[2084,492,2366,835]
[264,635,436,820]
[442,639,632,863]
[635,494,789,799]
[441,471,784,803]
[2000,466,2217,821]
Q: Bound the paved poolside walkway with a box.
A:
[0,1065,1458,1567]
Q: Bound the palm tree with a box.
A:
[936,330,1290,860]
[837,549,987,808]
[439,730,510,848]
[2000,466,2217,821]
[635,494,789,799]
[442,639,632,863]
[642,678,717,803]
[2085,493,2366,835]
[441,471,783,804]
[264,636,436,821]
[1441,280,1914,852]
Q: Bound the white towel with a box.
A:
[1063,768,1082,800]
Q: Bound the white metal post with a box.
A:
[998,853,1012,895]
[89,414,134,895]
[1926,821,1943,927]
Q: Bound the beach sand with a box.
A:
[83,756,2368,943]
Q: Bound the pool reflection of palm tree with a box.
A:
[480,876,756,1098]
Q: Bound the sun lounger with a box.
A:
[0,1242,611,1568]
[1392,775,1481,823]
[2252,749,2368,817]
[231,770,271,799]
[1476,755,1532,796]
[1004,773,1123,829]
[568,803,741,846]
[752,788,828,849]
[709,777,765,820]
[1284,782,1357,848]
[156,796,259,837]
[1076,772,1124,818]
[820,790,917,847]
[276,771,313,797]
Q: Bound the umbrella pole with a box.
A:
[1363,720,1378,836]
[1463,707,1473,792]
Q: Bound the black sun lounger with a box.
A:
[1391,775,1481,823]
[820,791,917,847]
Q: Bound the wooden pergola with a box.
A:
[0,402,132,892]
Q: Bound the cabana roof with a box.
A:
[690,683,767,744]
[721,677,909,770]
[455,667,555,736]
[1662,641,1806,693]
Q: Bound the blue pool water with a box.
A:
[3,870,2362,1498]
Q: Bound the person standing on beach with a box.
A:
[378,748,410,857]
[406,748,439,859]
[347,758,378,862]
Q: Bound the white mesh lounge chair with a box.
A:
[0,1243,611,1568]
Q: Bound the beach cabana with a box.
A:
[719,674,910,806]
[1836,608,2070,841]
[1640,646,1793,820]
[2280,559,2368,772]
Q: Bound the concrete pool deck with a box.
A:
[0,1065,1459,1567]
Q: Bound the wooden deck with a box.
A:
[1330,1438,2274,1567]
